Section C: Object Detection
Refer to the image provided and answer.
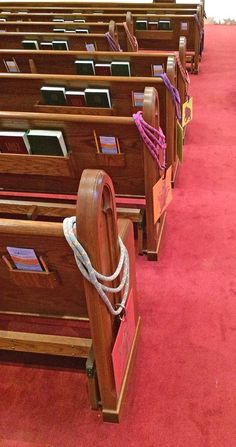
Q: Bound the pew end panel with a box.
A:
[0,168,140,421]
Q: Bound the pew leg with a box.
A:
[172,158,179,188]
[86,347,100,410]
[146,211,167,261]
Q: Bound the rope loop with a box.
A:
[133,110,166,171]
[123,21,139,51]
[105,32,123,52]
[156,73,181,121]
[63,216,130,316]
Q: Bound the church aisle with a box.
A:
[0,25,236,447]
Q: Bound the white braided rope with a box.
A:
[63,216,130,316]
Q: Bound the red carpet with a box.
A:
[1,25,236,446]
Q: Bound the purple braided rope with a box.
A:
[156,73,181,121]
[133,111,166,170]
[105,32,122,52]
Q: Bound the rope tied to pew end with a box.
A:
[123,21,139,51]
[63,216,130,317]
[174,53,190,99]
[133,110,166,171]
[156,73,181,121]
[105,31,123,52]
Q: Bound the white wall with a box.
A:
[176,0,236,20]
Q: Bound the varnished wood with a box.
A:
[0,330,92,357]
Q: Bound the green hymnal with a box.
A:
[75,60,95,75]
[40,86,67,106]
[158,20,171,30]
[22,40,39,50]
[85,88,111,108]
[111,61,131,77]
[52,40,69,50]
[26,130,68,157]
[136,20,148,30]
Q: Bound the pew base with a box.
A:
[145,211,167,261]
[172,158,179,188]
[101,316,141,423]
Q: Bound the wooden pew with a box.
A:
[0,71,178,180]
[0,24,123,52]
[0,13,202,72]
[0,41,188,107]
[0,167,140,422]
[0,87,170,260]
[0,17,137,52]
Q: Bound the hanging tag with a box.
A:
[177,121,184,163]
[182,96,193,127]
[112,289,136,395]
[153,166,172,224]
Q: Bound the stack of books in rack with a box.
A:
[75,60,131,76]
[22,39,69,50]
[135,19,171,30]
[40,86,112,108]
[0,130,68,156]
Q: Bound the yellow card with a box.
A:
[182,96,193,127]
[153,166,173,224]
[177,120,183,163]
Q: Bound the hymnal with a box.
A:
[76,28,89,34]
[95,63,111,76]
[65,90,86,107]
[148,21,158,30]
[135,20,148,30]
[22,40,39,50]
[40,86,67,106]
[85,88,111,108]
[40,42,53,49]
[0,131,31,154]
[158,20,171,30]
[75,59,95,75]
[53,28,66,33]
[26,129,68,157]
[111,61,131,77]
[6,247,43,272]
[52,40,69,51]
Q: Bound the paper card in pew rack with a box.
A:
[111,61,131,77]
[132,92,144,108]
[152,64,164,76]
[75,59,95,75]
[40,86,67,106]
[26,130,68,157]
[65,90,86,107]
[52,18,65,22]
[52,40,69,50]
[6,247,43,272]
[3,58,20,73]
[148,21,158,30]
[85,42,96,52]
[22,40,39,50]
[85,88,111,108]
[74,19,86,23]
[98,136,120,154]
[0,131,31,154]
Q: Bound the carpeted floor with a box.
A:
[1,25,236,446]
